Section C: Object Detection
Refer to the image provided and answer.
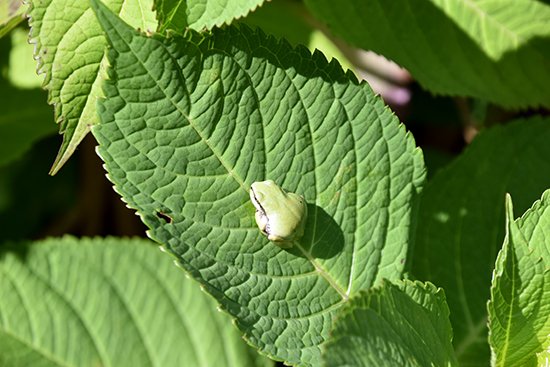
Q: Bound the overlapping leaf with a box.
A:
[28,0,157,174]
[488,193,550,366]
[90,0,425,365]
[323,280,457,367]
[0,237,269,367]
[412,117,550,366]
[303,0,550,108]
[156,0,266,32]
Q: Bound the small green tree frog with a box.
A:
[249,180,307,247]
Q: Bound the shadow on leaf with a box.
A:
[290,204,344,259]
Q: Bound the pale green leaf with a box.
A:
[0,237,270,367]
[28,0,157,174]
[8,27,43,89]
[412,117,550,366]
[90,0,425,365]
[0,0,25,38]
[431,0,550,60]
[488,192,550,367]
[303,0,550,109]
[323,280,457,367]
[536,340,550,367]
[156,0,266,32]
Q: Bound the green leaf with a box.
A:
[323,280,457,367]
[239,0,313,47]
[155,0,266,32]
[412,117,550,366]
[90,0,425,364]
[28,0,157,174]
[536,340,550,367]
[303,0,550,109]
[8,27,43,89]
[0,79,56,168]
[240,0,355,75]
[0,0,25,38]
[487,193,550,367]
[0,27,56,168]
[0,237,269,367]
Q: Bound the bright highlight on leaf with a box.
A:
[0,237,269,367]
[488,192,550,367]
[323,280,458,367]
[89,0,425,364]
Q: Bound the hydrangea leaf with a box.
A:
[90,0,425,364]
[155,0,266,32]
[0,0,25,38]
[0,237,270,367]
[28,0,157,174]
[323,280,457,367]
[303,0,550,109]
[412,117,550,366]
[488,192,550,366]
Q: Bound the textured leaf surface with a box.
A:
[0,237,268,367]
[488,193,550,367]
[156,0,266,32]
[412,117,550,366]
[90,0,425,365]
[323,280,457,367]
[28,0,157,174]
[303,0,550,108]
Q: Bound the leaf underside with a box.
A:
[304,0,550,109]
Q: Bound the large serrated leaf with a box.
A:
[412,117,550,366]
[0,237,269,367]
[487,193,550,367]
[303,0,550,109]
[90,0,425,364]
[323,280,458,367]
[28,0,157,174]
[155,0,266,32]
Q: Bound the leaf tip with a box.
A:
[504,192,515,229]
